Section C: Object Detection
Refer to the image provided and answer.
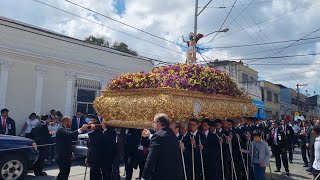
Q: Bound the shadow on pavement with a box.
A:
[25,175,56,180]
[266,171,312,180]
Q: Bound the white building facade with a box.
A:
[0,17,153,131]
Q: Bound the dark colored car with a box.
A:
[0,135,38,180]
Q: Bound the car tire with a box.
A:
[0,154,28,180]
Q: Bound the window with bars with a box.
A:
[267,91,272,102]
[75,79,101,114]
[274,93,279,103]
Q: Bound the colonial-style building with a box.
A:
[207,60,265,119]
[0,17,153,131]
[260,80,280,120]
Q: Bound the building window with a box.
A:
[249,76,254,83]
[261,88,265,101]
[75,79,101,114]
[242,73,248,83]
[274,93,279,103]
[267,91,272,102]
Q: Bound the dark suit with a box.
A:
[307,126,315,169]
[268,127,289,172]
[0,117,16,136]
[142,127,183,180]
[55,127,80,180]
[178,132,192,180]
[33,121,51,175]
[281,125,294,162]
[101,128,117,180]
[124,128,141,180]
[183,131,206,180]
[112,128,125,180]
[87,130,104,180]
[71,117,87,131]
[299,126,311,166]
[231,129,244,180]
[207,132,222,180]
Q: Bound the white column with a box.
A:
[65,71,76,116]
[34,65,47,115]
[0,60,11,110]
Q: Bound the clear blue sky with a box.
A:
[114,0,125,15]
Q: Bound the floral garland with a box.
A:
[107,63,246,97]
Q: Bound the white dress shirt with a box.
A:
[292,125,300,134]
[313,136,320,170]
[273,128,278,146]
[190,130,198,137]
[203,130,209,138]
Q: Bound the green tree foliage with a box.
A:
[84,35,109,47]
[84,35,138,56]
[112,42,138,56]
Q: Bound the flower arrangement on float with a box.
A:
[94,64,257,129]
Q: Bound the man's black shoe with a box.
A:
[306,168,312,172]
[274,170,280,172]
[286,172,290,176]
[290,161,293,163]
[303,164,309,167]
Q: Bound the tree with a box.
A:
[84,35,138,56]
[84,35,109,47]
[112,42,138,56]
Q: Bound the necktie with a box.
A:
[2,118,6,128]
[305,127,306,133]
[143,146,148,156]
[271,130,275,145]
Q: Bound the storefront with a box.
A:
[252,99,265,119]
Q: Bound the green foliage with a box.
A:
[84,35,109,47]
[112,42,138,56]
[84,36,138,56]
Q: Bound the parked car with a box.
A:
[0,135,38,180]
[75,133,88,158]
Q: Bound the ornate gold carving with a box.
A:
[94,88,257,129]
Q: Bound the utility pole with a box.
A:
[194,0,199,63]
[296,83,308,114]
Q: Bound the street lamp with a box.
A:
[204,28,229,37]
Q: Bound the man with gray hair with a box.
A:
[142,113,183,180]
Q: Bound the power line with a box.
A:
[249,63,320,65]
[201,0,272,8]
[201,36,320,49]
[246,27,320,63]
[65,0,185,48]
[197,52,320,62]
[263,69,320,77]
[198,0,213,16]
[0,25,181,65]
[213,0,320,41]
[0,19,174,66]
[204,0,238,45]
[32,0,184,56]
[225,0,256,28]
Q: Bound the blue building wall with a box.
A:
[252,99,265,119]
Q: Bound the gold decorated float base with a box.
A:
[93,88,257,129]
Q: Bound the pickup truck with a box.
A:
[0,135,38,180]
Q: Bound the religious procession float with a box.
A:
[93,63,257,129]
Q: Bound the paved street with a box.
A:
[25,147,313,180]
